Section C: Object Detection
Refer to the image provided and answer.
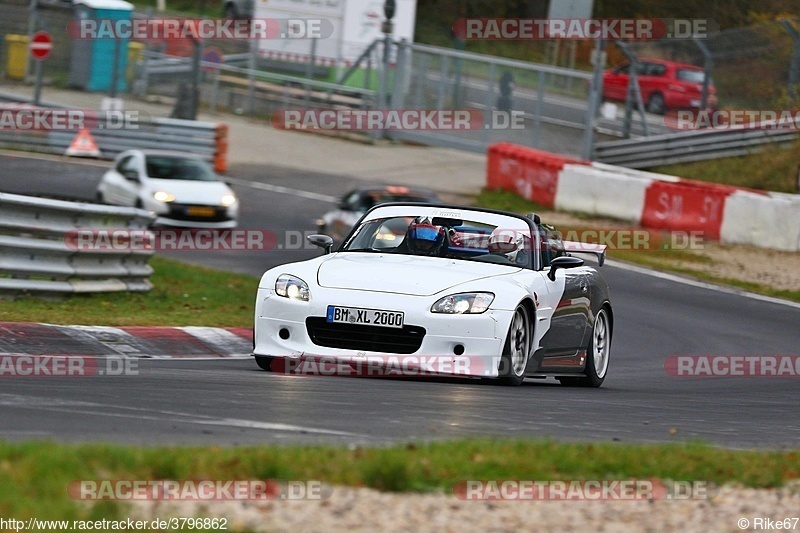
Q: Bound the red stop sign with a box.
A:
[30,31,53,61]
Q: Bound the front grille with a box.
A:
[167,204,231,223]
[306,317,426,354]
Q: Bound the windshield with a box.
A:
[145,156,218,181]
[676,69,706,84]
[341,208,534,268]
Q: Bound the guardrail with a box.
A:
[593,124,800,168]
[0,192,156,295]
[0,114,229,173]
[0,92,229,173]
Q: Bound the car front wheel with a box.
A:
[497,304,531,386]
[255,356,274,371]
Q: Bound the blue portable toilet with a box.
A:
[68,0,134,92]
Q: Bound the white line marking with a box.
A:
[180,326,252,356]
[0,150,338,202]
[0,394,364,437]
[606,259,800,310]
[224,176,338,203]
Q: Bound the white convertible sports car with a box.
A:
[253,204,612,387]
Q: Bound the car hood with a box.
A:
[146,179,233,205]
[316,253,520,296]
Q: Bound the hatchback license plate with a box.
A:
[326,306,404,328]
[187,206,216,217]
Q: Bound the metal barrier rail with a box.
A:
[0,192,156,294]
[0,114,228,172]
[593,124,800,168]
[0,92,229,172]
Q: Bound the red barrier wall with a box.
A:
[487,143,588,208]
[641,180,739,240]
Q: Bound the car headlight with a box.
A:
[275,274,310,301]
[431,292,494,314]
[153,191,175,203]
[221,194,237,207]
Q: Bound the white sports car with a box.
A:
[253,204,612,387]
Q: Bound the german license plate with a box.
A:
[326,306,404,328]
[187,206,216,217]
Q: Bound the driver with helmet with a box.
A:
[486,228,531,266]
[403,217,448,257]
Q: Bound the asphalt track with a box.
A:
[0,153,798,448]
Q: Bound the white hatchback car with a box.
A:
[97,150,238,228]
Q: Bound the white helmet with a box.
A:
[488,228,531,265]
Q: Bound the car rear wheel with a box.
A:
[559,307,611,388]
[497,305,531,386]
[646,93,666,115]
[255,356,275,371]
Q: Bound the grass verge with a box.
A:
[0,440,797,520]
[0,257,257,327]
[475,189,800,303]
[650,140,800,194]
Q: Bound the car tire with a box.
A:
[255,356,275,371]
[646,93,666,115]
[96,191,105,204]
[497,304,531,386]
[559,307,611,388]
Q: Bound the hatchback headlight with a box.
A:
[275,274,310,301]
[221,194,237,207]
[431,292,494,314]
[153,191,175,202]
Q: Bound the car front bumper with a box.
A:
[253,287,510,378]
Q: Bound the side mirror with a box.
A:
[547,256,584,281]
[307,234,334,255]
[122,169,140,182]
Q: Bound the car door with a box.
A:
[115,153,144,206]
[536,226,590,367]
[603,63,630,101]
[637,62,666,103]
[103,154,132,205]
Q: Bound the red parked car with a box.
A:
[602,58,718,115]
